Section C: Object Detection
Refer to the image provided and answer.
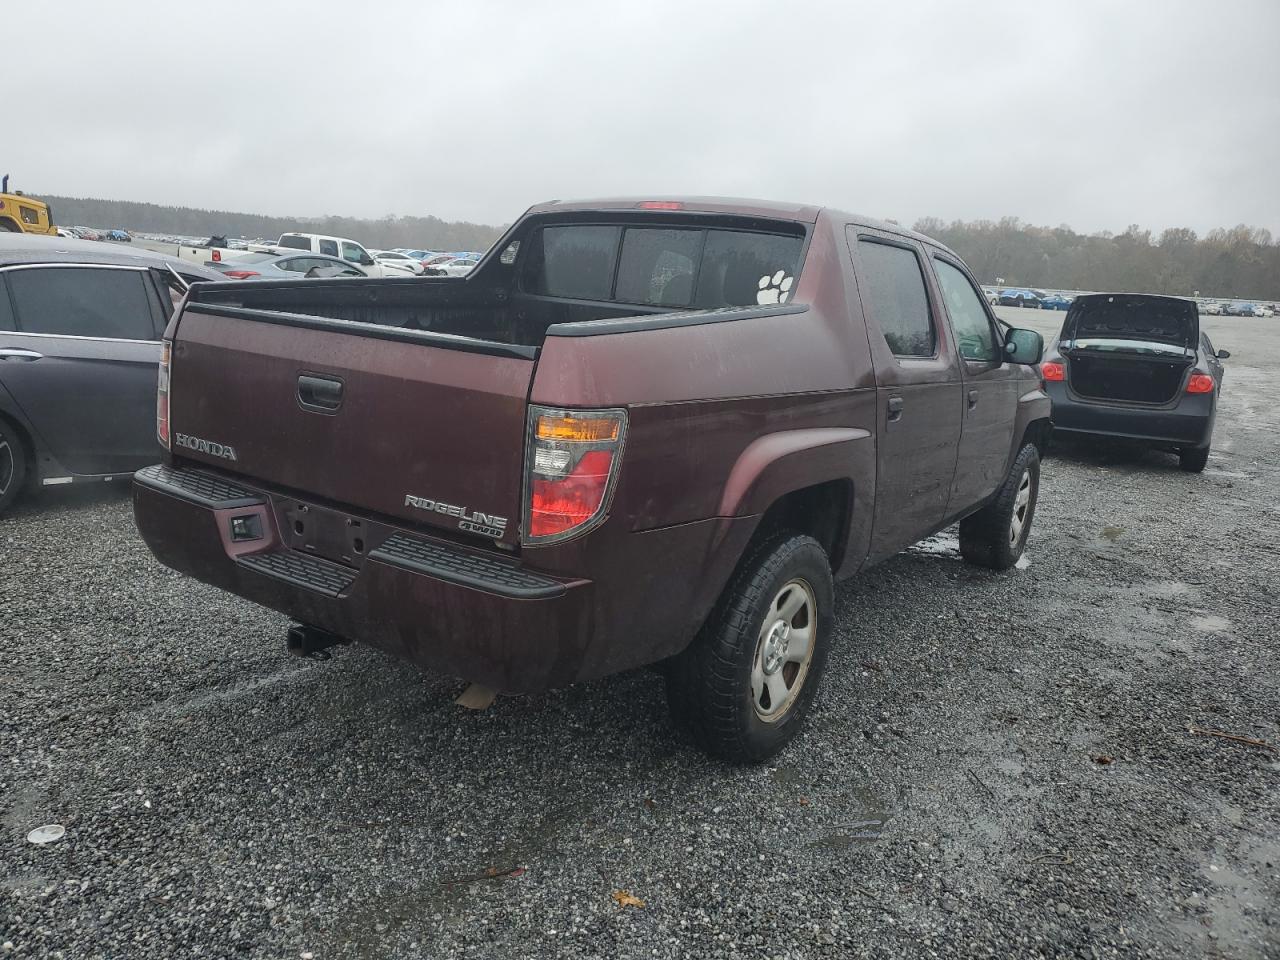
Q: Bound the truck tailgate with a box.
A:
[168,306,534,544]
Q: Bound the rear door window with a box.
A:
[8,267,157,340]
[0,278,14,330]
[319,239,339,257]
[854,239,935,357]
[933,258,999,361]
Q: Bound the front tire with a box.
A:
[665,532,833,764]
[1179,443,1210,472]
[0,419,29,514]
[959,443,1040,570]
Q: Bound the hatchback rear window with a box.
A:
[523,223,805,308]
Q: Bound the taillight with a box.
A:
[157,339,171,449]
[212,249,221,262]
[524,406,626,544]
[637,200,684,210]
[1186,373,1214,394]
[1040,361,1065,382]
[222,270,260,280]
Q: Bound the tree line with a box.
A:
[41,194,506,252]
[913,217,1279,301]
[37,193,1279,300]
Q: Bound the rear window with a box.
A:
[523,223,805,308]
[277,235,310,250]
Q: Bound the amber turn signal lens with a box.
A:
[535,414,621,442]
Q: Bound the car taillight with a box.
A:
[211,249,221,262]
[637,200,685,210]
[1040,361,1065,382]
[1186,373,1214,394]
[222,270,259,279]
[157,339,171,449]
[523,406,626,544]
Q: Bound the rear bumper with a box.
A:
[132,465,594,693]
[133,464,752,694]
[1046,383,1214,447]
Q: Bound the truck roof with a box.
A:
[523,196,954,256]
[0,233,222,278]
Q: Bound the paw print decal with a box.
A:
[757,270,794,305]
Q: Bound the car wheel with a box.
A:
[1179,443,1210,473]
[959,443,1040,570]
[0,419,29,514]
[665,532,833,764]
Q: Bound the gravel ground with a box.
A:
[2,312,1277,959]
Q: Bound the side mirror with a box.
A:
[1216,349,1230,359]
[1004,327,1044,365]
[359,254,375,266]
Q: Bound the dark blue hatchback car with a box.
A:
[1039,293,1229,472]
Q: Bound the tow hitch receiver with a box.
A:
[286,623,350,660]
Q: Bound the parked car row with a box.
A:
[0,197,1241,766]
[56,225,132,242]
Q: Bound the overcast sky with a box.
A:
[9,1,1279,235]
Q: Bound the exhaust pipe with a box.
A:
[286,623,350,660]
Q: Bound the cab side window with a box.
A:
[934,258,999,362]
[7,267,157,340]
[855,238,935,357]
[341,242,365,264]
[318,239,339,257]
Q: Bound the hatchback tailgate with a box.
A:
[168,306,534,544]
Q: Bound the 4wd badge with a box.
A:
[404,494,508,538]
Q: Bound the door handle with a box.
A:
[0,348,43,361]
[968,390,979,409]
[297,374,344,413]
[887,396,904,423]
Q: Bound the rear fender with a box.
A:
[715,427,874,578]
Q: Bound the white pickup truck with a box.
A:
[176,233,414,278]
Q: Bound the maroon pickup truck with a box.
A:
[133,197,1051,762]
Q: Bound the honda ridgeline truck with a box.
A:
[133,198,1051,763]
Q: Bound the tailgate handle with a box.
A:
[297,374,343,413]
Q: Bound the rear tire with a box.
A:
[665,532,833,764]
[1179,443,1210,473]
[0,418,30,514]
[959,443,1040,570]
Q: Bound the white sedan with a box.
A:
[370,250,425,275]
[429,257,479,277]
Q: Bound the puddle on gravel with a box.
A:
[1100,525,1126,541]
[1189,614,1231,633]
[909,532,960,557]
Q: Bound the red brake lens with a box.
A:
[1040,361,1065,382]
[156,340,171,449]
[222,270,260,280]
[1186,373,1214,394]
[529,450,614,538]
[637,201,684,210]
